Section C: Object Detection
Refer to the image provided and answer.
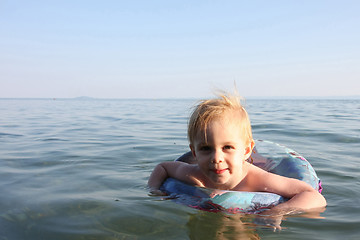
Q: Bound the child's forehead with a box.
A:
[195,118,243,140]
[206,113,241,127]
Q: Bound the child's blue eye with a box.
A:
[223,145,233,150]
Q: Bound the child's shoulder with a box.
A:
[165,161,204,185]
[162,160,198,173]
[243,163,276,190]
[246,163,282,181]
[246,162,267,175]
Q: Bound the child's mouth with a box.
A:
[212,169,228,174]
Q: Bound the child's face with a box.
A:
[190,115,253,189]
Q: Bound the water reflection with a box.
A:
[185,208,326,239]
[186,212,261,240]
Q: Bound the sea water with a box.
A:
[0,98,359,239]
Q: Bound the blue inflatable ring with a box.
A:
[160,140,322,213]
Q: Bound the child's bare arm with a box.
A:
[147,161,190,193]
[253,169,327,212]
[249,169,326,231]
[269,187,326,214]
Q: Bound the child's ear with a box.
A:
[189,144,196,158]
[244,139,255,159]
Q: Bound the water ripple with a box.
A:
[1,98,359,239]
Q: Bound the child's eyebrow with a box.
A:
[196,141,237,147]
[196,141,212,147]
[196,142,208,146]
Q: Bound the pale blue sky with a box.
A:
[1,0,359,98]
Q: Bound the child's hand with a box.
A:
[209,189,227,198]
[148,188,167,196]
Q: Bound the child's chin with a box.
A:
[210,175,230,186]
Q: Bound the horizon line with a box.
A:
[1,95,360,100]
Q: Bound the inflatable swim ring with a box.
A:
[160,140,322,213]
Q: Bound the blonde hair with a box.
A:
[188,92,253,146]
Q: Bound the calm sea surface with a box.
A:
[0,98,359,239]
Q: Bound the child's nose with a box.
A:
[212,150,224,163]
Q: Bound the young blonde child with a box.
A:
[148,92,326,214]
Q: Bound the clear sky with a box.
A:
[1,0,359,99]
